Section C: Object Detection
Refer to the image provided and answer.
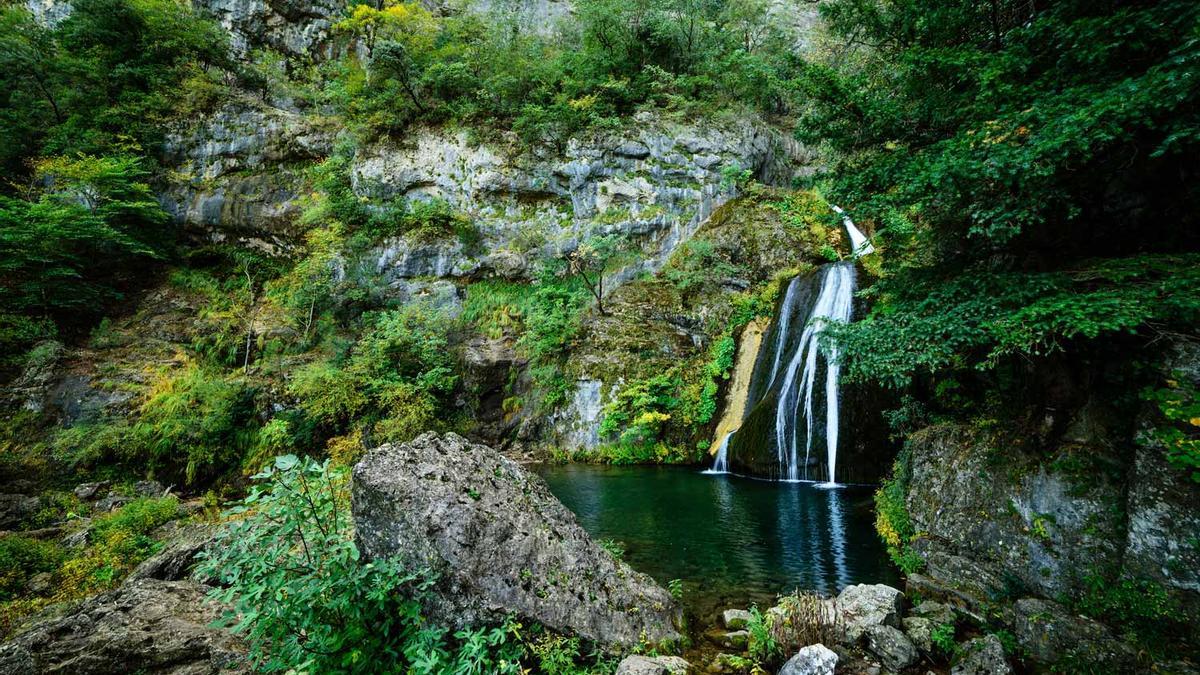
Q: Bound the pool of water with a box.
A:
[534,464,900,618]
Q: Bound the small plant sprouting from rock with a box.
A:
[599,539,625,560]
[930,622,957,656]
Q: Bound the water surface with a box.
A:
[535,464,899,617]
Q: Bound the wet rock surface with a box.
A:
[351,432,682,648]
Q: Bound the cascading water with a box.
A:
[709,206,872,484]
[833,205,875,257]
[772,263,856,482]
[704,432,732,474]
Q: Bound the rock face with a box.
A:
[950,634,1011,675]
[161,103,333,249]
[0,579,246,674]
[614,655,690,675]
[896,339,1200,670]
[863,624,917,672]
[778,644,839,675]
[1125,339,1200,619]
[836,584,903,643]
[351,432,681,647]
[906,424,1126,603]
[193,0,344,59]
[1011,598,1133,670]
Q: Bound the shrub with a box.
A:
[197,455,607,673]
[770,592,840,661]
[289,361,369,427]
[133,362,260,484]
[875,449,923,573]
[0,536,65,601]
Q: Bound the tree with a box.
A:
[798,0,1200,390]
[564,234,626,316]
[0,156,166,356]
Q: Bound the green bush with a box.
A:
[196,455,609,673]
[874,449,922,574]
[290,361,370,427]
[133,364,260,484]
[0,537,65,601]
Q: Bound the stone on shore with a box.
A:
[778,644,839,675]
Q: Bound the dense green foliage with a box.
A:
[0,495,181,637]
[324,0,798,143]
[0,0,231,356]
[803,0,1200,396]
[1141,372,1200,483]
[197,455,613,673]
[874,447,921,573]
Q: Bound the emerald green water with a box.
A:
[535,465,899,617]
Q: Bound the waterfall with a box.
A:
[773,263,856,482]
[707,204,871,482]
[832,205,875,257]
[705,433,732,474]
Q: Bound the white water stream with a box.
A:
[709,205,873,484]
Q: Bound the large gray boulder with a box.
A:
[837,584,903,643]
[0,579,245,674]
[351,432,682,648]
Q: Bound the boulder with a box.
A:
[901,616,933,654]
[351,432,681,648]
[837,584,903,643]
[132,480,166,498]
[911,600,956,627]
[615,654,690,674]
[950,634,1011,675]
[73,482,110,501]
[864,625,918,672]
[0,579,245,674]
[722,608,752,630]
[129,521,217,582]
[0,493,39,529]
[94,492,131,513]
[778,644,839,675]
[1012,598,1134,670]
[721,630,749,650]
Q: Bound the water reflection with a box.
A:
[535,464,898,615]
